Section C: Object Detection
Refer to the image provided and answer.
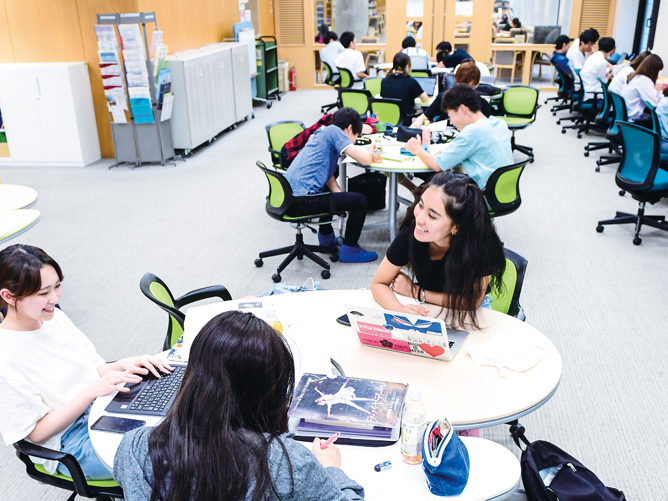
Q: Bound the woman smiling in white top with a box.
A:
[621,54,665,121]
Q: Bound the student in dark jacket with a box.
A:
[380,52,429,117]
[435,42,472,69]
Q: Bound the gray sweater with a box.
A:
[113,427,365,501]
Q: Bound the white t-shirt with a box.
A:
[622,74,661,121]
[335,48,366,89]
[608,65,633,96]
[580,51,609,100]
[402,47,430,70]
[566,40,587,71]
[320,41,344,75]
[0,308,105,472]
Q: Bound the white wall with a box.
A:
[612,0,640,54]
[656,0,668,76]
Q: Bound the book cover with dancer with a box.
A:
[289,373,408,428]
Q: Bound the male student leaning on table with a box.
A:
[404,84,513,190]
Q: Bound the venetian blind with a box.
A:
[578,0,614,37]
[276,0,305,44]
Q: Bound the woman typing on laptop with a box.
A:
[0,244,171,480]
[114,310,366,500]
[370,171,505,329]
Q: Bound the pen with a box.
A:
[320,432,340,450]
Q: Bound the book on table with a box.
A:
[289,373,408,446]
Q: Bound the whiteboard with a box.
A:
[238,28,257,77]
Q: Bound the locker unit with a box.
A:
[0,62,101,167]
[168,43,252,153]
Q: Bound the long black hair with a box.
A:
[399,171,506,328]
[148,310,296,501]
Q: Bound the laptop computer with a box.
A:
[105,363,188,416]
[413,76,438,97]
[344,304,469,362]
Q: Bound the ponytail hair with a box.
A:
[399,171,506,328]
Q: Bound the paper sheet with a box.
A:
[467,329,548,378]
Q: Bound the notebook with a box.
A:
[345,304,469,362]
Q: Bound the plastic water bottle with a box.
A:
[264,304,283,336]
[400,385,427,464]
[373,137,383,163]
[422,121,431,149]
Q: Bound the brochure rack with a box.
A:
[96,12,175,168]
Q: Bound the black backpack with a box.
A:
[347,172,387,211]
[510,424,625,501]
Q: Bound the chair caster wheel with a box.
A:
[267,101,273,109]
[577,133,582,139]
[272,273,281,283]
[321,270,331,279]
[596,225,604,233]
[529,157,534,163]
[556,120,561,125]
[561,129,566,134]
[633,237,642,246]
[254,258,263,267]
[330,254,339,262]
[584,152,589,157]
[595,167,600,172]
[553,112,557,116]
[619,190,626,196]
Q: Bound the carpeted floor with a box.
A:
[1,88,667,500]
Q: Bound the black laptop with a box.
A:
[413,76,438,97]
[105,364,187,416]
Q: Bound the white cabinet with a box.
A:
[168,43,253,151]
[0,62,101,167]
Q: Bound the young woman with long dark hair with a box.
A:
[370,171,506,329]
[380,52,429,117]
[114,310,365,501]
[622,54,665,121]
[0,244,170,480]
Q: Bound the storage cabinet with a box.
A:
[0,62,101,167]
[168,43,252,152]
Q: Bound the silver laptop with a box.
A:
[414,76,438,97]
[345,304,469,362]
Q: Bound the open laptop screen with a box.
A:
[413,76,437,97]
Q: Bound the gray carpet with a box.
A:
[1,89,667,500]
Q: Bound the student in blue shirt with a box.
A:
[284,107,378,263]
[404,84,514,190]
[550,35,574,91]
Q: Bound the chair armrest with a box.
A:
[14,439,92,497]
[175,285,233,308]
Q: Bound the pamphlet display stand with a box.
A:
[96,12,175,168]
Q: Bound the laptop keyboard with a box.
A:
[129,366,186,413]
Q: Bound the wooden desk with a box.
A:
[490,43,554,86]
[0,184,38,213]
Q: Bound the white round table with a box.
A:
[0,184,38,212]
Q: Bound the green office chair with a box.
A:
[0,209,41,243]
[490,248,528,321]
[254,161,342,282]
[484,159,529,217]
[369,98,402,126]
[265,120,305,170]
[338,88,371,115]
[411,70,431,78]
[596,122,668,245]
[498,86,540,162]
[337,67,360,88]
[14,438,123,500]
[140,273,232,350]
[363,77,383,97]
[321,62,339,114]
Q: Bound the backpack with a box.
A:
[510,423,625,501]
[347,172,387,211]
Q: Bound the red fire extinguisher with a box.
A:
[289,66,297,91]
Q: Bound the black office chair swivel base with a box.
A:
[255,226,339,281]
[596,202,668,245]
[510,131,534,162]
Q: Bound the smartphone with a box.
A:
[91,416,146,434]
[336,314,351,326]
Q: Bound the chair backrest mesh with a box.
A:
[341,91,369,114]
[371,101,401,126]
[411,71,430,78]
[266,172,286,208]
[148,281,183,348]
[503,86,538,116]
[644,101,660,133]
[364,78,383,96]
[490,257,517,315]
[338,67,353,87]
[495,167,523,204]
[618,123,656,184]
[269,123,304,151]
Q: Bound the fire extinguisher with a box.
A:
[289,66,297,91]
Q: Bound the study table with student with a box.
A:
[89,289,561,499]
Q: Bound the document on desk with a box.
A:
[467,329,548,378]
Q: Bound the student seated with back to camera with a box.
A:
[580,36,615,105]
[284,107,378,263]
[380,52,429,117]
[621,54,665,122]
[400,36,430,67]
[405,84,513,189]
[114,310,367,501]
[370,170,506,330]
[334,31,368,89]
[0,244,171,481]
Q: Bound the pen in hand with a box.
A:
[320,432,340,450]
